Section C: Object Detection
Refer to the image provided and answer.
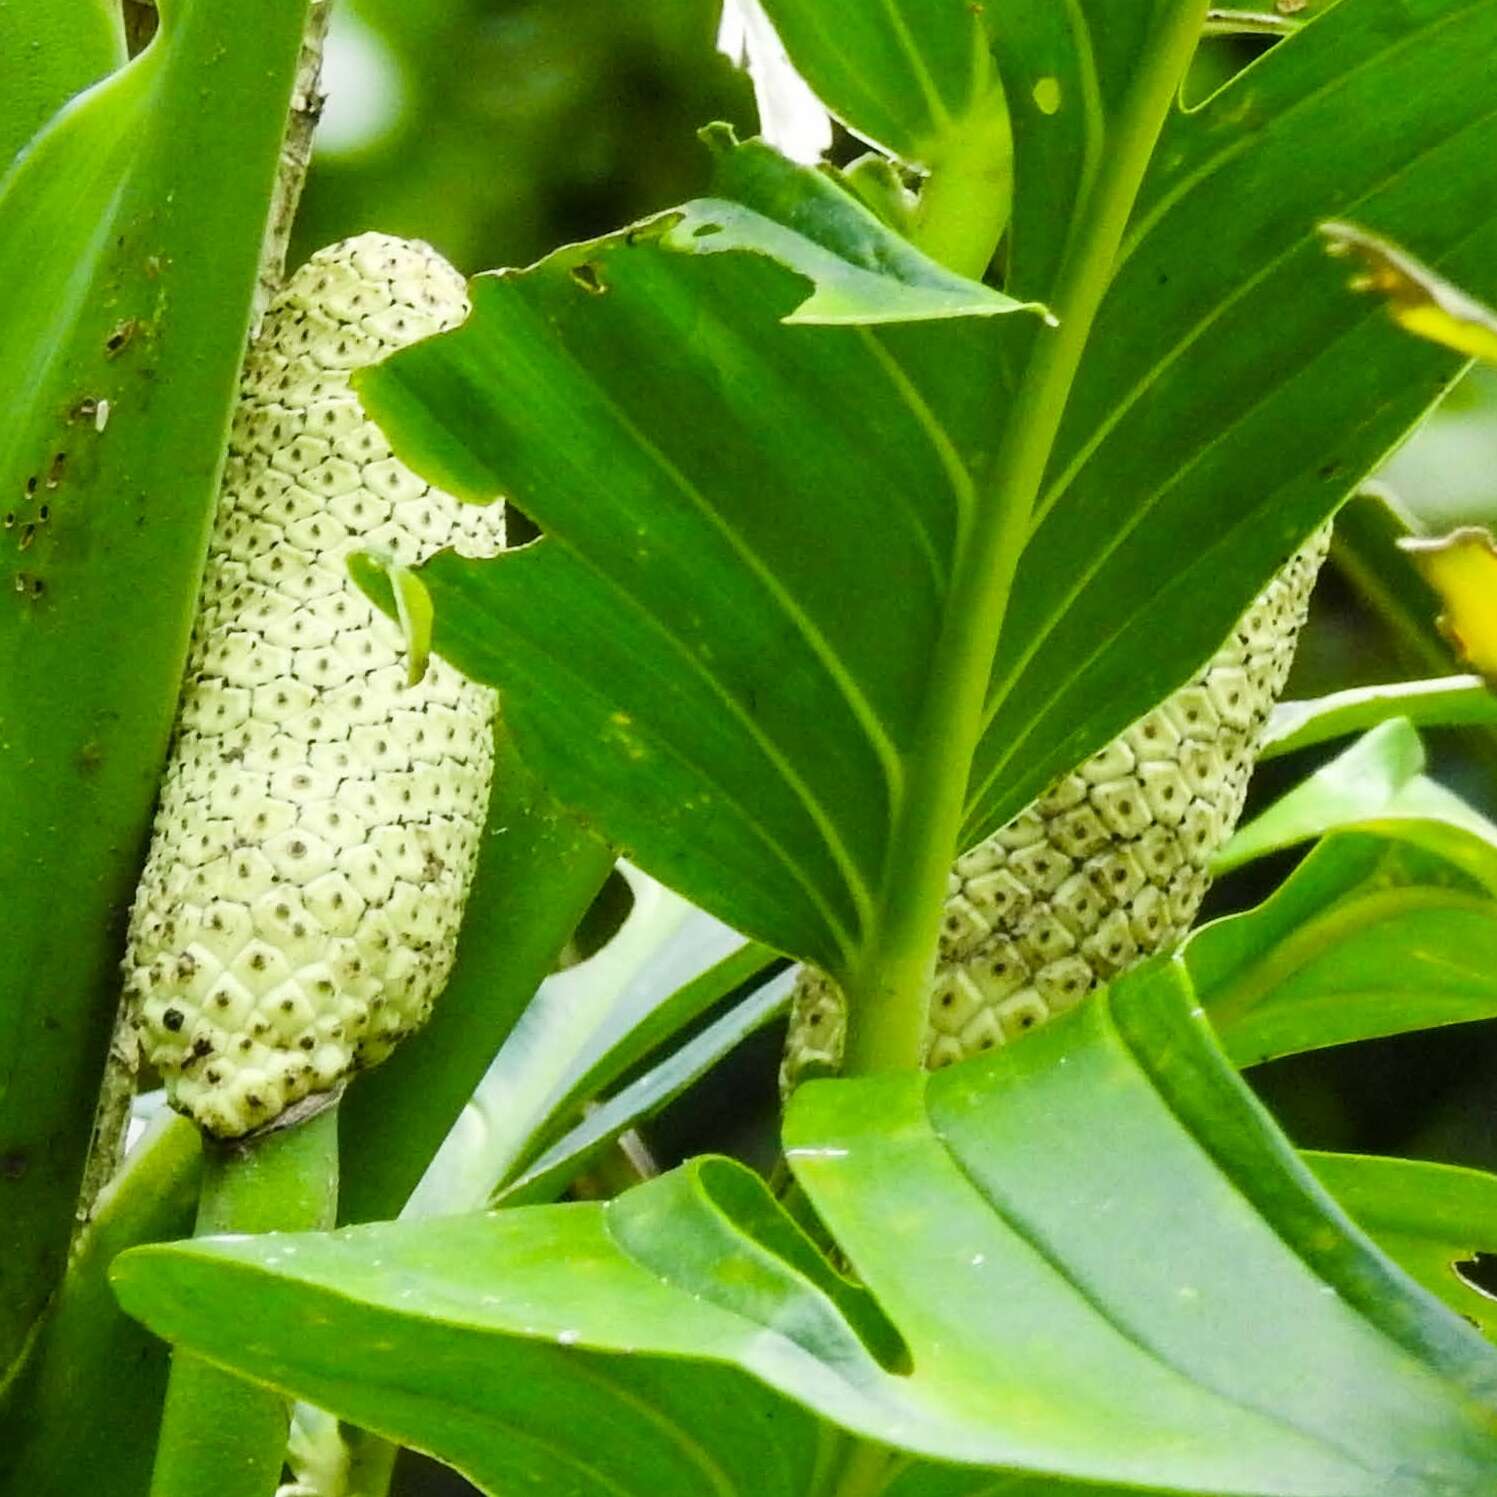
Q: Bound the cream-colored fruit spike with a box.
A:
[784,530,1330,1086]
[125,234,503,1138]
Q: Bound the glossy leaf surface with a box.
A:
[115,963,1497,1497]
[965,0,1497,845]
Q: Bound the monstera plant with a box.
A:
[5,2,1497,1495]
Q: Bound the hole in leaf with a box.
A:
[1454,1253,1497,1301]
[569,261,607,295]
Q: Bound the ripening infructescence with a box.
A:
[125,235,502,1138]
[784,531,1329,1087]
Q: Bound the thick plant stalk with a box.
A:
[149,1107,339,1497]
[785,530,1329,1084]
[124,235,503,1138]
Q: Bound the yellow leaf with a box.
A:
[1320,221,1497,365]
[1400,528,1497,684]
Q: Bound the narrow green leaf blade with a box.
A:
[404,871,761,1217]
[0,0,312,1383]
[497,962,793,1207]
[1191,820,1497,1067]
[1263,677,1497,760]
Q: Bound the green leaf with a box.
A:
[1310,1152,1497,1344]
[754,0,1005,171]
[0,0,312,1385]
[497,962,794,1207]
[694,129,1043,323]
[1191,819,1497,1068]
[965,0,1497,845]
[982,2,1161,302]
[405,868,771,1218]
[362,0,1497,990]
[1216,719,1497,873]
[0,0,124,171]
[114,962,1497,1496]
[1262,677,1497,760]
[355,193,1013,974]
[337,726,614,1227]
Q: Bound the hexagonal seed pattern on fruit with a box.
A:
[125,235,503,1138]
[782,530,1330,1087]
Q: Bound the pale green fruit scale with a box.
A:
[124,235,502,1138]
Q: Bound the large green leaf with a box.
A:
[357,162,1016,974]
[363,0,1497,982]
[963,0,1497,844]
[0,0,312,1386]
[1191,819,1497,1067]
[114,961,1497,1496]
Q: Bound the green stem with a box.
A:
[842,1,1210,1076]
[149,1106,340,1497]
[908,89,1013,280]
